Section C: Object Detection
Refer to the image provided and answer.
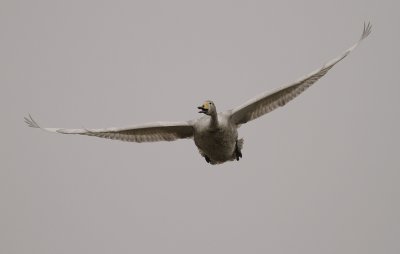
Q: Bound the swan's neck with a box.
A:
[209,113,219,129]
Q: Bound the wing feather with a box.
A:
[25,114,194,143]
[230,22,372,125]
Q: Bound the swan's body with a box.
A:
[193,112,240,164]
[25,23,372,165]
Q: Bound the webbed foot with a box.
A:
[235,139,243,161]
[235,150,242,161]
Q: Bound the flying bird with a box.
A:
[25,23,372,165]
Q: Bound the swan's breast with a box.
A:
[193,114,238,162]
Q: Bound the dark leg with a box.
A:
[235,141,243,161]
[205,155,211,163]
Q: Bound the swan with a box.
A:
[25,23,372,165]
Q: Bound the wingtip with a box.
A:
[24,114,40,128]
[361,21,372,40]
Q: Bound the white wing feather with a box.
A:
[24,114,194,143]
[230,22,372,125]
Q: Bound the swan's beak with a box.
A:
[197,105,208,114]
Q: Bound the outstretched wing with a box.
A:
[230,22,372,125]
[24,114,194,143]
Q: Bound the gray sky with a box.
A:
[1,0,399,253]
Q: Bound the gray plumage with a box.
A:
[25,22,371,165]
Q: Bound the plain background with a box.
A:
[1,0,399,253]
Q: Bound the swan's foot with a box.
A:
[235,140,243,161]
[205,156,211,163]
[235,150,242,161]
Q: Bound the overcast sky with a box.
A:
[1,0,399,253]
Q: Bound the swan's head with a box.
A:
[197,100,216,115]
